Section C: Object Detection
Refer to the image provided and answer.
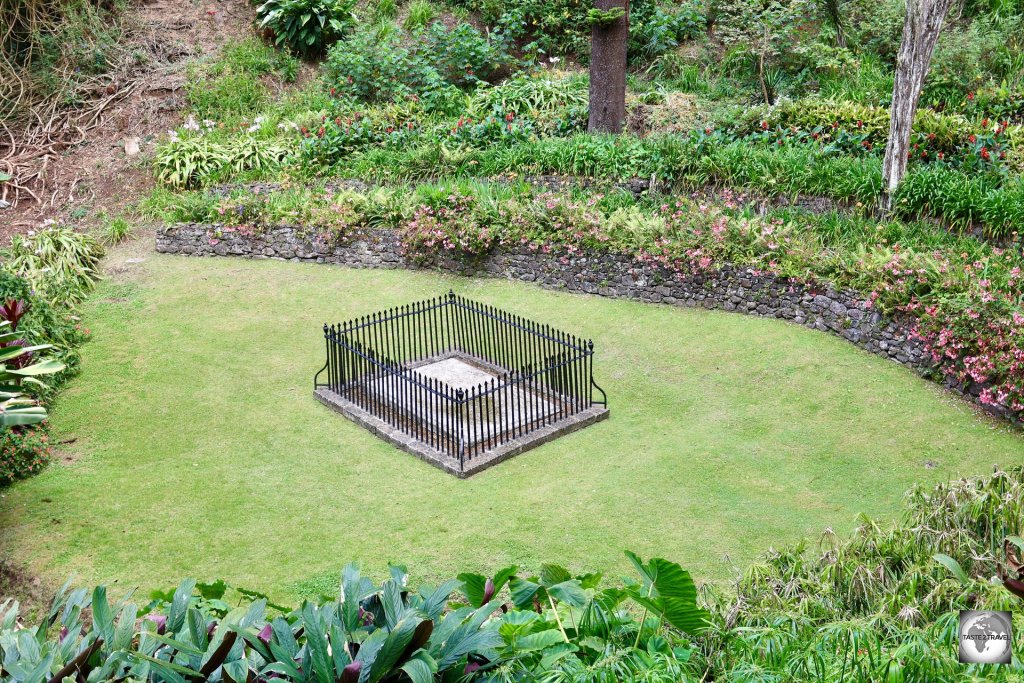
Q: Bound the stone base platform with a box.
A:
[314,387,609,477]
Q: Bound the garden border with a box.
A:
[155,223,1019,426]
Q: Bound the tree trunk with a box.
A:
[588,0,629,134]
[881,0,954,210]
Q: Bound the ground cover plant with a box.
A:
[2,467,1022,681]
[1,245,1020,598]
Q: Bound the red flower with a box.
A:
[968,134,977,143]
[760,120,769,130]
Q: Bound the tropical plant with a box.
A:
[2,228,104,306]
[0,318,64,427]
[256,0,357,56]
[154,136,231,189]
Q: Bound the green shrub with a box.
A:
[255,0,357,56]
[628,0,704,63]
[324,23,509,111]
[469,72,588,134]
[0,268,87,383]
[924,14,1024,107]
[372,0,397,21]
[2,228,104,307]
[154,135,287,188]
[0,426,52,486]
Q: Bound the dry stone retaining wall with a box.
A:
[156,222,1015,424]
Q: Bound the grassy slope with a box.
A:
[1,241,1021,602]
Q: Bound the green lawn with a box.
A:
[2,241,1021,602]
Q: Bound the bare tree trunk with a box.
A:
[758,24,770,105]
[881,0,954,210]
[588,0,629,134]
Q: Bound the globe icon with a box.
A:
[959,611,1013,664]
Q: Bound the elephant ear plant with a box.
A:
[0,315,65,427]
[470,552,712,680]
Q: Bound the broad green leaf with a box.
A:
[144,632,205,656]
[457,573,488,607]
[548,580,587,608]
[92,586,114,644]
[222,658,249,683]
[418,579,461,621]
[381,579,404,630]
[366,615,424,683]
[302,603,333,683]
[539,564,571,587]
[399,651,436,683]
[515,629,565,652]
[509,576,542,610]
[934,553,970,585]
[540,642,578,668]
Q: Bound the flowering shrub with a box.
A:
[0,426,52,486]
[401,193,497,262]
[741,115,1014,172]
[909,249,1024,414]
[446,111,535,146]
[299,112,418,165]
[737,98,1022,172]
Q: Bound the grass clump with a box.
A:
[185,38,298,120]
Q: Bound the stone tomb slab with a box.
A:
[366,355,561,444]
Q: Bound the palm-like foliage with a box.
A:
[0,319,64,427]
[697,467,1024,681]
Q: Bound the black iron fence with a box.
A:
[315,291,606,470]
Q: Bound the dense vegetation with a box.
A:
[2,467,1022,681]
[0,230,102,485]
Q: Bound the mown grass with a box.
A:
[0,243,1020,603]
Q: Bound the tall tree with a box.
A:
[588,0,630,134]
[881,0,955,208]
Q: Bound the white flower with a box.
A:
[549,56,561,64]
[182,116,201,132]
